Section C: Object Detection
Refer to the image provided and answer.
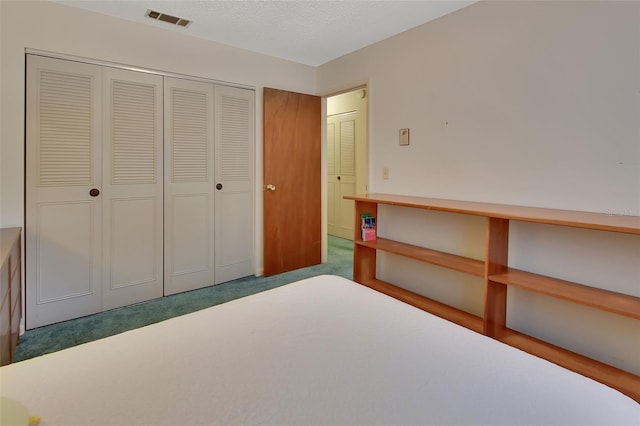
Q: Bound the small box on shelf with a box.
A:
[361,213,376,241]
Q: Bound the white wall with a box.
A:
[318,0,640,374]
[0,0,318,277]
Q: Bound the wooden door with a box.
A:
[25,55,103,328]
[163,77,216,295]
[263,88,321,276]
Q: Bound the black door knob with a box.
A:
[89,188,100,197]
[216,183,223,190]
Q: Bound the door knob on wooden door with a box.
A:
[89,188,100,197]
[265,184,276,191]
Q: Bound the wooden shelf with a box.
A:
[361,279,484,333]
[0,228,21,269]
[347,193,640,403]
[496,327,640,403]
[490,269,640,320]
[346,193,640,235]
[357,238,485,277]
[1,227,22,366]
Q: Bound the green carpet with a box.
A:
[15,235,353,362]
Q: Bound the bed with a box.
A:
[1,275,639,425]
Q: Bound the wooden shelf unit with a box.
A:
[359,238,485,278]
[1,227,22,366]
[345,193,640,402]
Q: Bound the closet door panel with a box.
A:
[25,55,103,328]
[214,86,255,283]
[164,78,215,295]
[215,192,251,280]
[109,197,158,284]
[102,68,164,310]
[35,202,96,301]
[171,194,210,274]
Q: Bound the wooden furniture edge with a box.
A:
[356,238,484,277]
[0,227,22,366]
[344,193,640,235]
[483,218,509,337]
[360,278,484,333]
[0,228,22,269]
[490,269,640,320]
[497,327,640,403]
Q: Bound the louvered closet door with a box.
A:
[102,68,163,310]
[164,78,216,295]
[214,86,255,283]
[26,55,103,328]
[327,112,356,240]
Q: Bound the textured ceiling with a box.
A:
[52,0,476,66]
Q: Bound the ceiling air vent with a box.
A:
[145,9,191,27]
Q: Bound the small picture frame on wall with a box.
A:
[399,128,410,146]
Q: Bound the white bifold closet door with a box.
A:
[101,67,164,311]
[26,56,103,328]
[27,56,255,327]
[213,85,255,284]
[164,80,255,293]
[26,56,164,328]
[163,78,216,295]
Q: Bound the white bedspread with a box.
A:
[1,275,639,425]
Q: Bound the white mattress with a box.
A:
[1,275,639,425]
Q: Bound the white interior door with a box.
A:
[164,77,215,295]
[327,89,368,241]
[214,85,255,283]
[26,55,103,328]
[327,112,357,239]
[101,68,164,310]
[27,56,255,326]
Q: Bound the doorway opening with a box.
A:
[326,87,369,242]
